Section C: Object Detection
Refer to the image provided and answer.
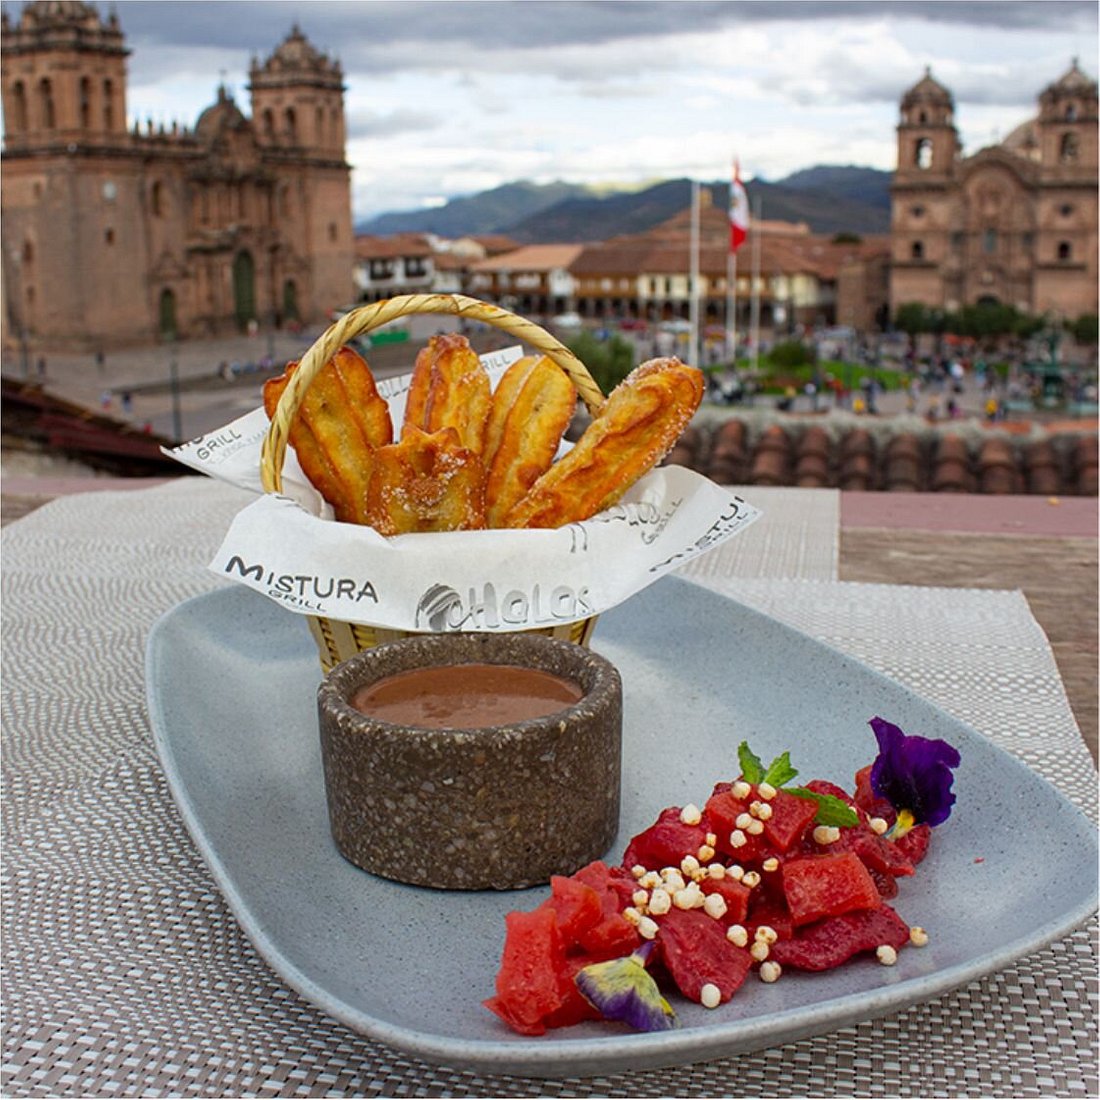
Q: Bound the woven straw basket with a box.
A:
[260,293,608,672]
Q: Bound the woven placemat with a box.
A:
[2,479,1095,1098]
[678,485,839,582]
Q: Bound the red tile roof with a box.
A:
[354,233,434,259]
[471,244,586,272]
[660,416,1099,496]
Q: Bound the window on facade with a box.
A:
[983,229,997,254]
[1059,133,1079,162]
[105,228,115,246]
[915,138,932,169]
[664,278,672,294]
[1059,203,1074,217]
[22,240,33,264]
[406,257,427,277]
[911,205,925,218]
[285,107,297,143]
[911,241,924,260]
[103,80,113,130]
[11,81,27,132]
[950,231,964,251]
[1022,232,1034,251]
[1058,241,1072,261]
[38,79,55,129]
[159,288,177,339]
[917,110,927,124]
[1065,104,1078,122]
[315,106,324,143]
[80,77,92,129]
[262,109,275,140]
[150,181,163,217]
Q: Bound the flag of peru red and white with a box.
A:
[729,162,749,253]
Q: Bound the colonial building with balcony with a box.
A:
[353,233,442,301]
[565,195,888,336]
[890,62,1098,323]
[466,243,584,316]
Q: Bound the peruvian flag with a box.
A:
[729,161,749,253]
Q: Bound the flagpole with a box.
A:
[689,179,701,368]
[750,195,762,375]
[727,250,737,364]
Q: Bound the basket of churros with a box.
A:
[169,294,761,671]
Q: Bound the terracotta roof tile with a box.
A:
[471,244,586,272]
[667,418,1098,498]
[1074,437,1098,495]
[354,233,433,259]
[977,438,1022,494]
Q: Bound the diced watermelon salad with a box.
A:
[486,719,959,1034]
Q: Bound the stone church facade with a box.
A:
[1,1,354,351]
[890,62,1098,323]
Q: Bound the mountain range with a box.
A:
[355,165,893,242]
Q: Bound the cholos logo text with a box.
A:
[415,581,592,631]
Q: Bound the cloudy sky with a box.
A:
[11,1,1096,220]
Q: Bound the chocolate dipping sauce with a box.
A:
[350,662,584,729]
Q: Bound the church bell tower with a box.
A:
[1,0,129,153]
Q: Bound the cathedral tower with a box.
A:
[248,25,346,158]
[1035,59,1098,176]
[1032,61,1098,317]
[890,68,961,308]
[1,0,129,152]
[247,26,352,324]
[894,67,959,185]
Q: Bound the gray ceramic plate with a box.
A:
[146,579,1098,1078]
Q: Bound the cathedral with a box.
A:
[1,1,354,350]
[890,62,1098,323]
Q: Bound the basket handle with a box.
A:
[261,293,606,494]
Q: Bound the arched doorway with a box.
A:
[282,279,300,323]
[159,288,177,340]
[233,251,256,331]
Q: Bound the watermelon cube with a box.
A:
[782,852,883,926]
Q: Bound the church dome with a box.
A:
[253,23,341,78]
[17,1,101,30]
[195,85,247,139]
[1045,59,1097,96]
[901,67,954,111]
[3,0,124,50]
[1038,59,1097,120]
[1002,117,1038,151]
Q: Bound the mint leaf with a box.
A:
[786,787,860,827]
[763,751,798,789]
[737,742,765,784]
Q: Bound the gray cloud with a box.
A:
[7,2,1092,71]
[347,107,442,139]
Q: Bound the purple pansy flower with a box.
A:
[575,941,678,1032]
[869,716,961,828]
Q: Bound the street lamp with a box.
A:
[166,333,182,442]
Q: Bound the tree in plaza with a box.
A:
[566,331,635,394]
[1069,313,1098,348]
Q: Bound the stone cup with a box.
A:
[316,632,623,890]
